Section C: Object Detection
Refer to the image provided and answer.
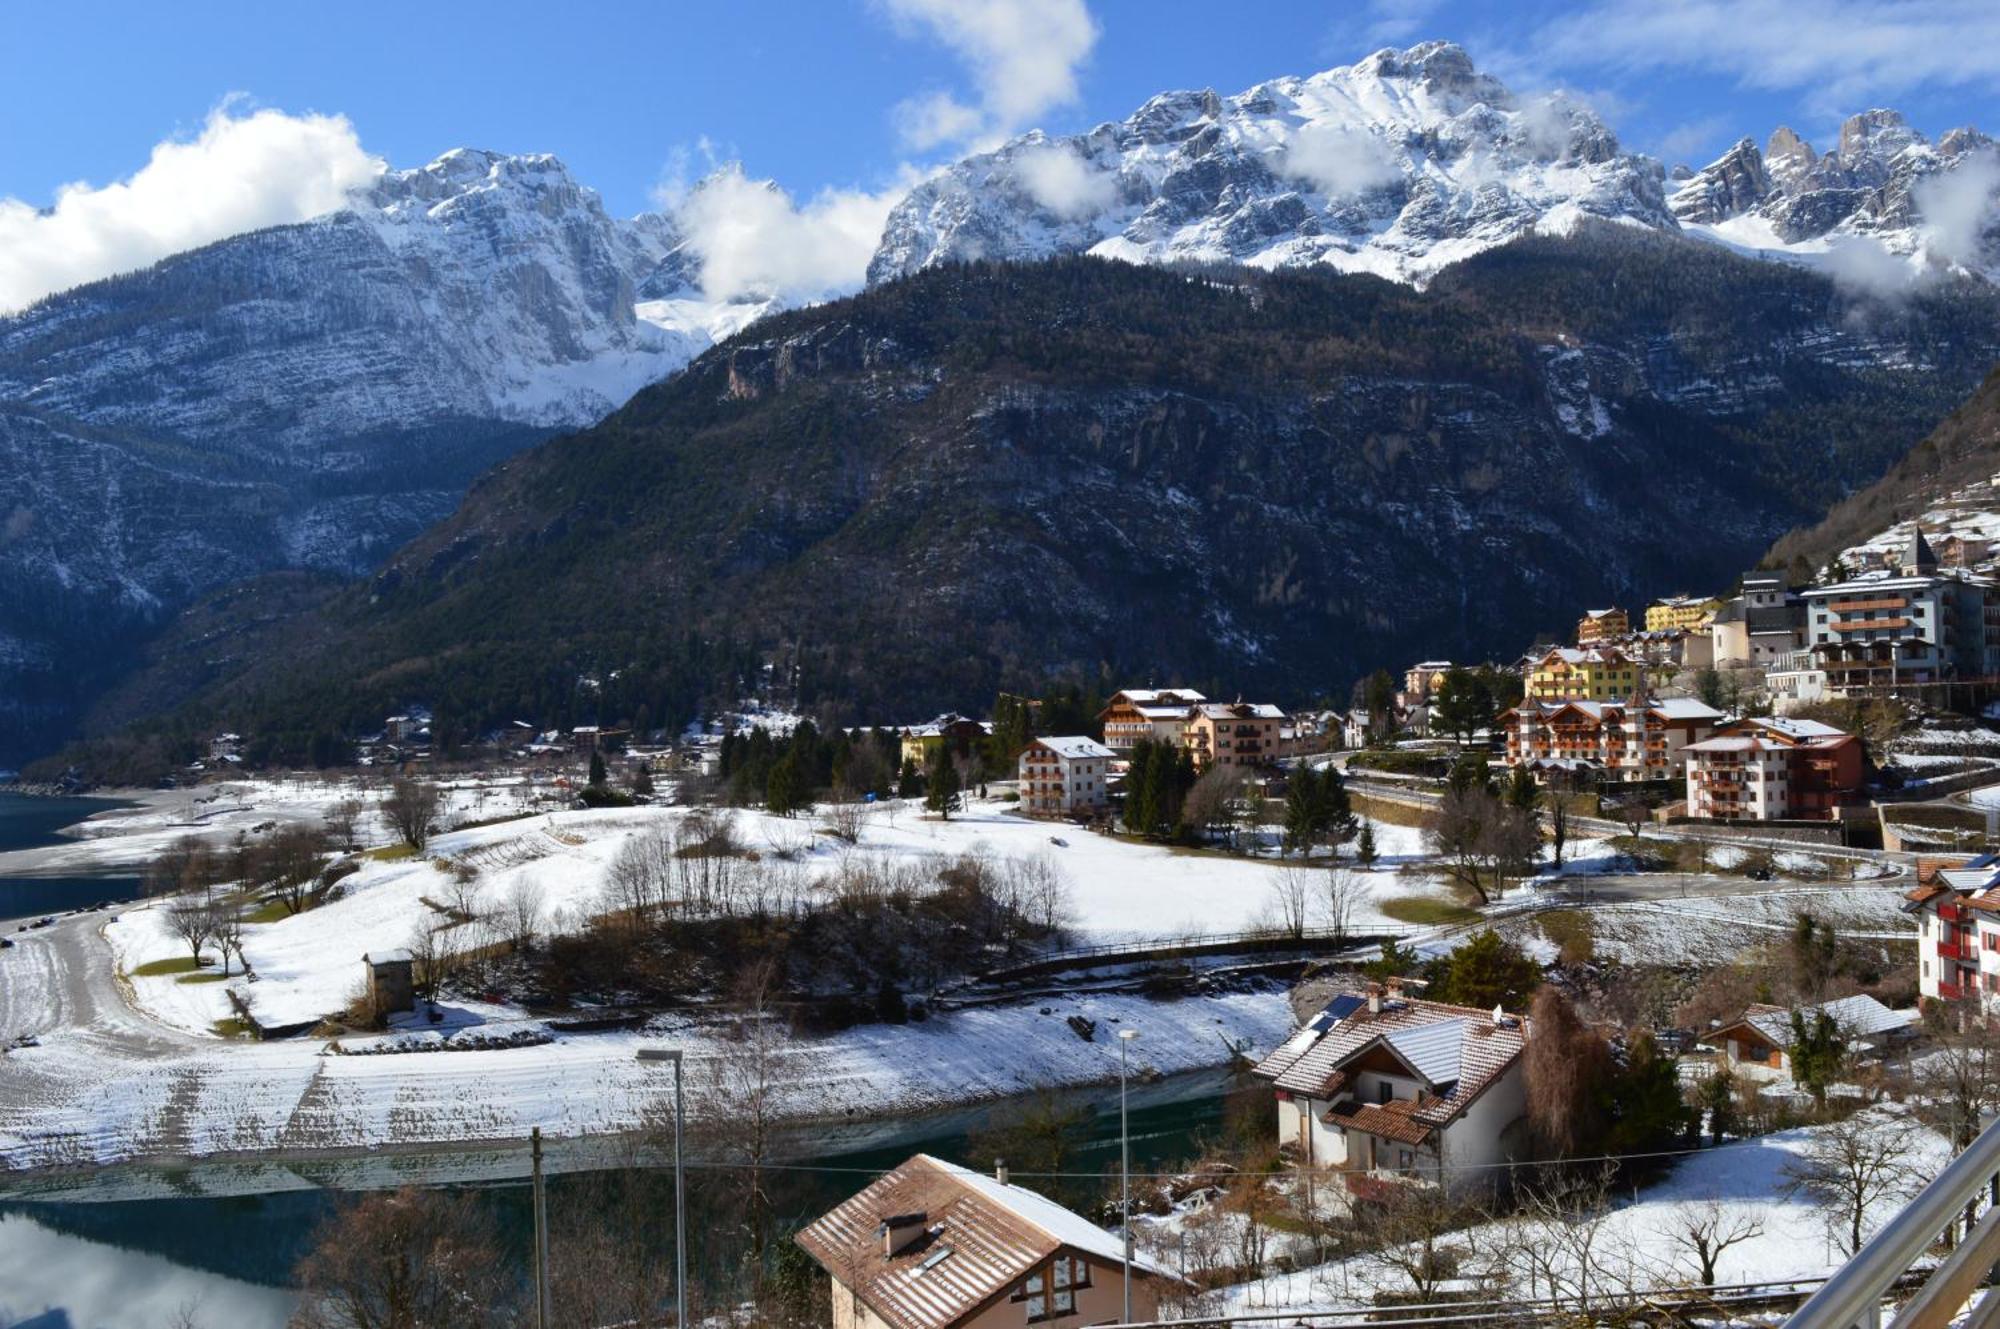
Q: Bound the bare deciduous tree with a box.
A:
[1320,865,1361,943]
[1663,1197,1764,1287]
[292,1187,511,1329]
[322,798,364,852]
[382,778,441,851]
[502,876,546,950]
[1006,852,1075,938]
[692,956,785,1285]
[211,902,247,977]
[409,920,468,1004]
[1268,868,1312,940]
[164,892,214,967]
[820,784,870,843]
[1782,1110,1919,1257]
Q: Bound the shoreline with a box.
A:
[0,1058,1238,1202]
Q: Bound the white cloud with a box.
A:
[1822,234,1917,298]
[881,0,1099,149]
[1656,114,1733,164]
[1012,144,1117,218]
[893,91,987,152]
[1283,124,1401,197]
[1529,0,2000,113]
[1916,150,2000,268]
[673,164,920,304]
[0,101,381,315]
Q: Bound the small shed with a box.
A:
[363,949,415,1015]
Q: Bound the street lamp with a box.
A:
[1117,1027,1138,1325]
[637,1047,687,1329]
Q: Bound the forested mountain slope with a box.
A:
[57,230,2000,768]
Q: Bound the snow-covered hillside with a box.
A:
[870,42,1674,287]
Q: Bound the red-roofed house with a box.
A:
[1681,716,1864,821]
[796,1154,1177,1329]
[1251,987,1531,1185]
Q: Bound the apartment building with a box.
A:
[1908,856,2000,1008]
[1524,645,1640,702]
[1803,560,2000,698]
[1644,595,1722,633]
[1576,607,1629,642]
[1499,696,1724,784]
[1184,701,1286,772]
[1016,736,1113,818]
[1097,689,1206,751]
[1402,661,1453,706]
[1681,717,1864,822]
[1710,574,1806,667]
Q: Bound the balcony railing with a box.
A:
[1785,1111,2000,1329]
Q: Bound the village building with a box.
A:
[1802,533,2000,696]
[363,950,415,1016]
[1908,855,2000,1006]
[1339,709,1373,750]
[1523,645,1640,703]
[1499,696,1724,784]
[1644,595,1723,633]
[1401,661,1453,706]
[1710,573,1806,668]
[1708,994,1912,1082]
[1765,648,1831,711]
[795,1153,1177,1329]
[899,716,991,770]
[570,725,629,755]
[1253,986,1530,1186]
[1576,607,1629,642]
[1097,689,1206,751]
[1681,717,1864,821]
[1183,701,1286,772]
[1940,533,1993,569]
[1016,737,1113,818]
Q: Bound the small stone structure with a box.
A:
[363,949,415,1016]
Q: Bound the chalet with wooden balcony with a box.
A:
[1499,696,1723,785]
[1096,689,1206,752]
[1523,645,1640,702]
[1680,716,1863,822]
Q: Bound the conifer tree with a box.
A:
[926,753,962,819]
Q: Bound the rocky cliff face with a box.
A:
[0,149,755,763]
[869,42,1674,287]
[1672,112,1998,269]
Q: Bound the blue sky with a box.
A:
[5,0,1997,217]
[1,0,1997,313]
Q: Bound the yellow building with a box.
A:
[1576,607,1629,642]
[1525,645,1640,702]
[1644,595,1722,633]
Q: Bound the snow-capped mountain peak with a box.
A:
[868,42,1671,287]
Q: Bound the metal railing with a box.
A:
[1786,1113,2000,1329]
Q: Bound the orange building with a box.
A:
[1184,701,1285,772]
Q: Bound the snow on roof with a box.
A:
[1035,736,1114,761]
[1109,688,1206,706]
[1194,701,1285,719]
[1741,995,1909,1045]
[794,1154,1174,1329]
[1749,716,1845,739]
[364,949,413,966]
[1256,993,1527,1133]
[1410,660,1453,671]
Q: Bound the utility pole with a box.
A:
[1118,1027,1138,1325]
[531,1126,551,1329]
[637,1046,688,1329]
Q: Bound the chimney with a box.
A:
[881,1212,927,1258]
[995,1158,1009,1185]
[1367,987,1382,1015]
[1492,1003,1504,1028]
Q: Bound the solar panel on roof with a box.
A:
[1318,994,1365,1026]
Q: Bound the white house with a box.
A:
[1016,737,1114,818]
[1252,986,1530,1188]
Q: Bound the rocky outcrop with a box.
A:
[869,42,1673,288]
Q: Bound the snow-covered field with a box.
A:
[1497,884,1915,967]
[98,790,1450,1036]
[1221,1108,1952,1310]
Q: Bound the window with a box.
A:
[1018,1256,1088,1321]
[1378,1080,1395,1104]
